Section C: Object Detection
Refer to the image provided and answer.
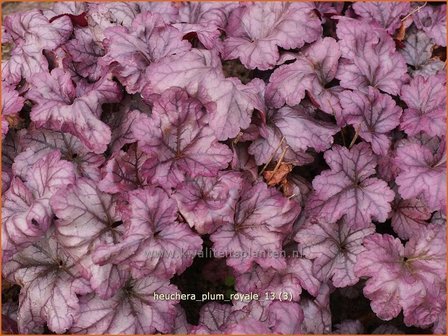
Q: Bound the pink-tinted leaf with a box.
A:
[65,27,105,81]
[249,106,336,166]
[197,77,264,141]
[71,276,179,334]
[174,305,192,334]
[2,10,72,84]
[225,300,303,334]
[197,302,232,333]
[175,3,238,51]
[103,94,151,152]
[144,49,223,95]
[3,230,89,333]
[306,143,395,228]
[14,128,105,181]
[266,37,342,115]
[172,171,243,234]
[355,225,446,322]
[395,137,446,212]
[102,12,190,93]
[222,2,322,70]
[335,17,408,95]
[400,74,446,137]
[92,187,202,279]
[224,318,271,334]
[338,87,402,155]
[414,4,446,47]
[402,283,446,329]
[390,197,432,240]
[210,181,300,272]
[230,142,258,182]
[27,69,122,154]
[1,84,24,137]
[235,257,320,300]
[301,283,332,334]
[133,88,232,189]
[2,151,75,262]
[352,2,410,33]
[296,217,375,287]
[400,29,445,77]
[50,178,127,299]
[98,145,150,193]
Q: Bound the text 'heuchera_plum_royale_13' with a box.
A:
[1,1,447,335]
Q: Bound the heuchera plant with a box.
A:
[1,1,446,335]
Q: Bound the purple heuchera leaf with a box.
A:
[338,87,402,155]
[249,106,336,166]
[50,178,128,299]
[175,2,238,52]
[400,29,445,78]
[13,128,105,181]
[222,2,322,70]
[306,143,395,229]
[225,300,303,334]
[335,17,408,95]
[296,217,375,287]
[301,283,332,334]
[172,171,243,235]
[92,187,203,279]
[1,84,24,138]
[86,2,179,42]
[2,10,73,85]
[266,37,342,115]
[400,74,446,137]
[196,302,232,334]
[352,2,410,34]
[355,225,446,325]
[235,257,320,300]
[414,4,446,47]
[210,181,300,272]
[390,197,432,240]
[2,151,75,262]
[71,275,179,334]
[65,27,106,82]
[3,229,90,334]
[102,12,190,93]
[395,137,446,212]
[98,144,150,193]
[143,49,263,140]
[26,69,122,154]
[134,87,232,188]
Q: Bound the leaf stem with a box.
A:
[260,136,285,175]
[349,125,361,149]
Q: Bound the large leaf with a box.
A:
[400,74,446,137]
[71,276,179,334]
[92,187,203,279]
[2,151,75,261]
[266,37,342,115]
[50,178,128,299]
[26,69,122,153]
[3,230,90,333]
[335,17,408,95]
[133,87,232,189]
[222,2,322,70]
[338,87,402,155]
[395,137,446,212]
[355,225,446,326]
[306,143,395,228]
[295,217,375,287]
[210,181,300,272]
[172,171,243,234]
